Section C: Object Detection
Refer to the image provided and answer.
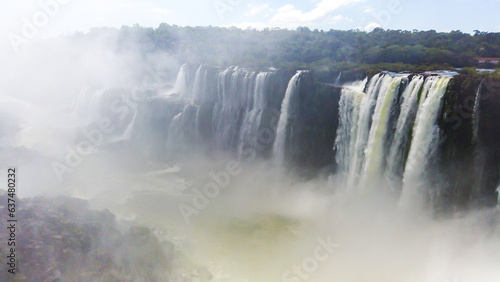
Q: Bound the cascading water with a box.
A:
[166,112,182,156]
[84,64,500,279]
[335,74,452,206]
[399,76,451,208]
[165,64,496,209]
[167,65,286,157]
[334,79,366,181]
[385,76,425,188]
[471,81,485,200]
[212,68,256,152]
[272,71,304,168]
[115,111,137,142]
[173,64,189,98]
[192,65,205,103]
[346,73,383,188]
[360,75,405,190]
[472,81,483,145]
[238,72,271,157]
[334,72,342,85]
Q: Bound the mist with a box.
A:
[61,154,500,281]
[0,21,499,281]
[0,28,180,197]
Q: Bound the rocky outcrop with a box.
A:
[0,192,178,281]
[287,75,343,177]
[438,75,500,211]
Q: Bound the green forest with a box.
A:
[77,24,500,74]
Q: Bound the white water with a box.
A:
[334,81,366,180]
[192,65,205,103]
[273,71,304,168]
[112,110,138,143]
[253,72,270,110]
[335,74,453,202]
[173,63,188,98]
[472,82,485,197]
[360,75,404,190]
[334,72,342,85]
[385,76,425,187]
[346,74,383,188]
[472,81,483,145]
[399,76,451,208]
[238,72,270,157]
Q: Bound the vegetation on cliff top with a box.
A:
[72,24,500,73]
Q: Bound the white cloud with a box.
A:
[146,7,170,15]
[271,0,364,24]
[230,22,270,30]
[247,3,272,16]
[333,15,352,22]
[363,22,381,31]
[324,15,353,26]
[232,0,359,30]
[231,14,351,31]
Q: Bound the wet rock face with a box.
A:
[475,77,500,207]
[0,193,175,281]
[438,75,500,210]
[287,74,343,177]
[438,74,483,210]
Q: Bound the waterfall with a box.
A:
[472,81,483,145]
[238,72,271,157]
[253,72,270,110]
[71,88,95,125]
[273,71,304,168]
[87,88,107,123]
[166,113,183,157]
[116,111,138,142]
[334,80,366,181]
[156,64,497,209]
[168,65,289,158]
[334,72,342,85]
[385,76,425,188]
[346,74,383,188]
[359,75,405,190]
[334,74,451,201]
[192,65,205,104]
[399,76,451,208]
[212,67,257,152]
[472,81,484,200]
[173,64,189,98]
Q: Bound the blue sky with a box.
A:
[1,0,500,42]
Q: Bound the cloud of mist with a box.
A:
[0,28,180,197]
[0,23,498,282]
[62,155,500,281]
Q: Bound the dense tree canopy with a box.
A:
[76,24,500,72]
